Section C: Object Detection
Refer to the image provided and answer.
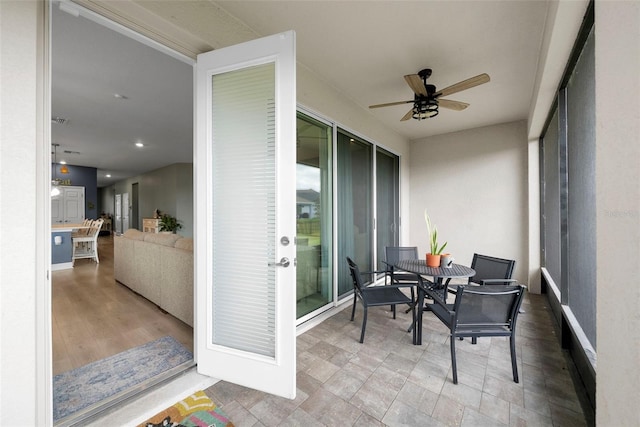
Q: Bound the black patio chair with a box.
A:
[468,253,516,285]
[427,284,526,384]
[346,257,415,343]
[447,253,516,296]
[382,246,420,284]
[382,246,420,311]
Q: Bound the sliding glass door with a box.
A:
[296,113,333,319]
[336,130,373,298]
[376,147,400,270]
[296,113,401,315]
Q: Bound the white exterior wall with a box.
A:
[408,121,529,285]
[0,1,49,425]
[297,65,412,244]
[595,2,640,424]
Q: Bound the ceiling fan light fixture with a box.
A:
[412,98,439,120]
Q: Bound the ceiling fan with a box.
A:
[369,69,490,121]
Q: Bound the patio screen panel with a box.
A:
[566,28,597,348]
[542,108,561,284]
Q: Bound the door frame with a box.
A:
[42,2,199,425]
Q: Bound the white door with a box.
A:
[115,194,122,234]
[121,192,129,233]
[195,31,297,399]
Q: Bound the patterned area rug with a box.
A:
[53,336,193,422]
[139,390,233,427]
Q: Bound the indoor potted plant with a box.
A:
[425,210,447,267]
[159,213,182,233]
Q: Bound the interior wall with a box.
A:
[98,186,115,218]
[408,120,529,285]
[111,163,193,237]
[595,1,640,424]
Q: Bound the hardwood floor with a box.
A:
[52,233,193,376]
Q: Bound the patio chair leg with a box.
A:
[351,295,357,321]
[410,303,417,344]
[450,334,458,384]
[510,335,519,383]
[360,307,368,343]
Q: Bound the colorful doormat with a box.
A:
[53,336,193,422]
[138,390,233,427]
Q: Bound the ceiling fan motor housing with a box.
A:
[413,98,439,120]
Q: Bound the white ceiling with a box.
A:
[51,4,194,187]
[215,0,548,139]
[51,1,550,187]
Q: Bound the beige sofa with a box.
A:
[114,229,193,327]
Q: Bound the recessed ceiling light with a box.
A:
[113,93,129,100]
[105,174,111,178]
[135,142,144,148]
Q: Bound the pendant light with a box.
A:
[51,143,63,196]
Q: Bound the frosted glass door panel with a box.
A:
[211,63,276,356]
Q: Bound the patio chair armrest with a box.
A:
[425,286,457,326]
[364,283,415,290]
[480,279,518,285]
[359,269,387,277]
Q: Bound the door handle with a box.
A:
[269,257,290,268]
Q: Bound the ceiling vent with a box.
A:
[51,117,68,125]
[64,150,81,155]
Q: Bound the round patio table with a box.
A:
[395,259,475,345]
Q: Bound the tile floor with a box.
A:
[206,291,592,426]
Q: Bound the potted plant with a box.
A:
[424,210,447,267]
[159,213,182,233]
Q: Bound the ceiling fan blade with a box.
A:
[404,74,428,96]
[369,100,413,109]
[438,98,469,111]
[400,108,414,121]
[434,73,490,97]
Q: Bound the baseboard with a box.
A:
[52,262,73,271]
